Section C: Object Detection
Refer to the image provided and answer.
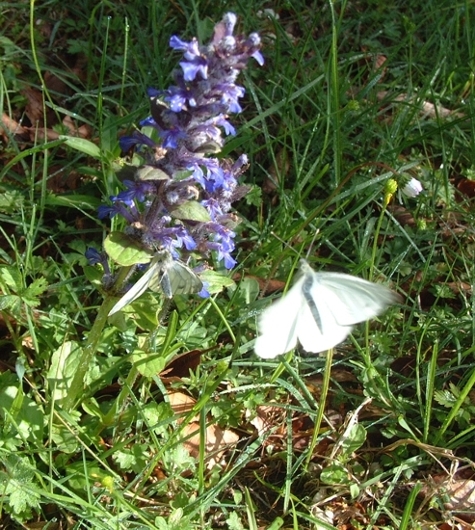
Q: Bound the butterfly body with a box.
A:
[254,260,401,358]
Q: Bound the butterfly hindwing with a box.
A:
[160,257,203,297]
[310,272,401,326]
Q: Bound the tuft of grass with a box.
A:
[2,0,475,528]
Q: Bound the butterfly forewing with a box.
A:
[108,257,161,316]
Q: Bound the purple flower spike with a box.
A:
[99,13,262,299]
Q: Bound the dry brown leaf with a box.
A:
[160,348,213,381]
[168,391,197,423]
[232,273,285,295]
[446,282,473,296]
[0,113,28,137]
[442,479,475,523]
[62,115,92,138]
[21,86,48,125]
[28,128,61,141]
[457,178,475,199]
[249,404,284,437]
[387,204,417,227]
[181,422,239,469]
[372,53,387,72]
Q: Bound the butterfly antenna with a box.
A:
[305,228,321,260]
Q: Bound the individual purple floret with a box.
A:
[103,13,262,278]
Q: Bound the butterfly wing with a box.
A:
[254,278,308,358]
[108,257,160,316]
[160,257,203,298]
[108,253,203,315]
[296,276,354,353]
[312,272,401,326]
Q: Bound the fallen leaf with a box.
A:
[181,422,239,469]
[160,347,215,381]
[168,391,197,423]
[0,113,28,138]
[457,178,475,199]
[442,479,475,523]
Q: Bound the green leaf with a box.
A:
[173,169,194,181]
[0,266,22,291]
[340,424,367,456]
[104,232,153,266]
[114,450,138,471]
[59,135,101,159]
[170,200,211,222]
[231,276,260,303]
[350,483,361,499]
[199,269,235,294]
[2,455,41,521]
[132,350,166,378]
[0,374,44,443]
[266,518,285,530]
[50,417,81,453]
[65,461,108,492]
[22,278,48,307]
[24,277,48,299]
[44,193,102,210]
[0,294,20,311]
[46,341,83,402]
[0,190,25,214]
[226,511,245,530]
[320,462,351,485]
[136,165,170,180]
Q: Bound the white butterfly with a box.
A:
[254,260,401,358]
[108,251,203,316]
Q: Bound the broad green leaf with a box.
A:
[173,169,194,181]
[340,424,367,456]
[132,350,166,378]
[104,232,153,266]
[65,461,108,492]
[0,376,44,443]
[199,269,235,294]
[50,420,80,453]
[137,165,170,180]
[171,200,211,222]
[46,341,83,401]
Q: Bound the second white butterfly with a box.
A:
[254,260,401,358]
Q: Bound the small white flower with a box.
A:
[402,177,423,198]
